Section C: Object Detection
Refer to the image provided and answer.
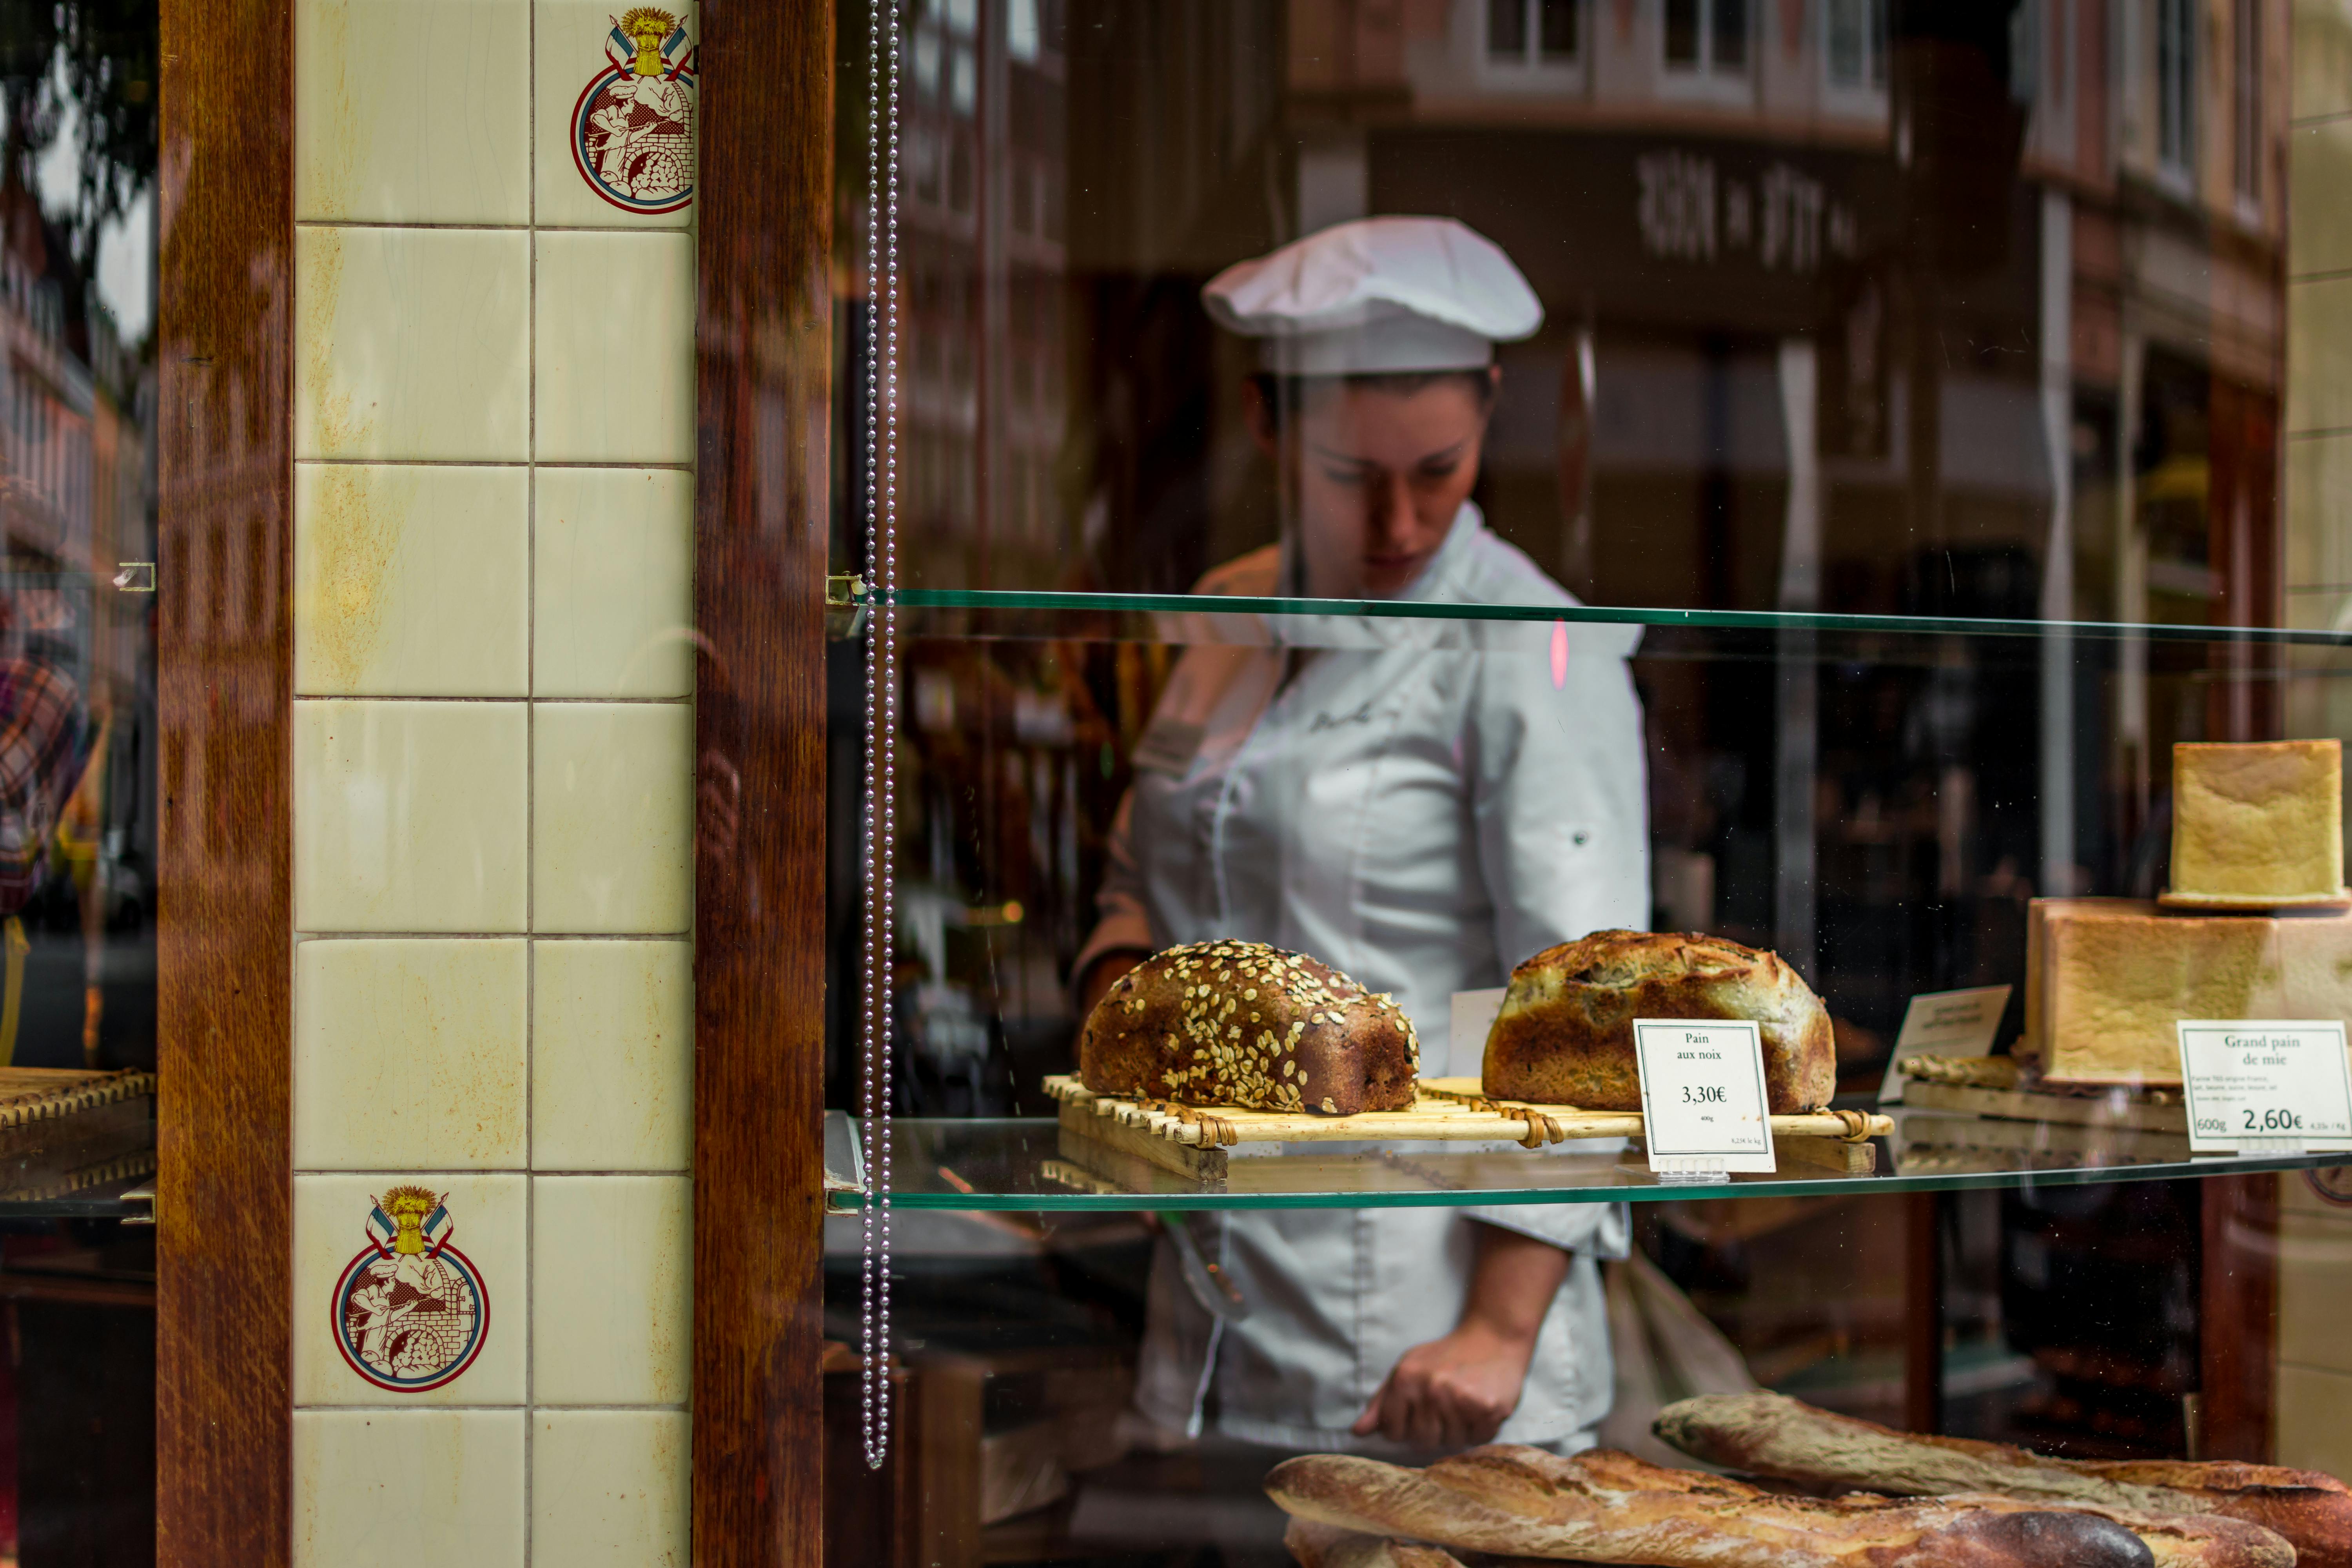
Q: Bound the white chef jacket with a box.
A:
[1075,503,1648,1452]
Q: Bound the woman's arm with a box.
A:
[1351,1221,1571,1449]
[1076,949,1147,1014]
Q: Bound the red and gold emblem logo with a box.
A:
[331,1187,490,1393]
[572,8,697,214]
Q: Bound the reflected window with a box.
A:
[2159,0,2196,176]
[2235,0,2262,205]
[1487,0,1581,63]
[1665,0,1747,74]
[1824,0,1885,89]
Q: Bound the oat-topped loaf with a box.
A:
[1079,940,1419,1115]
[1483,929,1835,1113]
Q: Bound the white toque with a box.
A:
[1201,215,1544,377]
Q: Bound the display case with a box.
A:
[804,2,2352,1564]
[116,0,2352,1563]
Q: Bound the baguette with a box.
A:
[1266,1445,2294,1568]
[1081,940,1419,1115]
[1655,1391,2352,1568]
[1285,1521,1469,1568]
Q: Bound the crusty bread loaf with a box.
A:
[1266,1445,2292,1568]
[1079,940,1419,1115]
[1482,931,1836,1113]
[1284,1522,1467,1568]
[1653,1392,2352,1568]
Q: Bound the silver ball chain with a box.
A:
[860,0,902,1474]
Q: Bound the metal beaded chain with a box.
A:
[860,0,903,1474]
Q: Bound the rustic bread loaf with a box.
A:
[1266,1445,2294,1568]
[1654,1391,2352,1568]
[1080,940,1419,1115]
[1482,931,1836,1113]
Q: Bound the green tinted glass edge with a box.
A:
[867,587,2352,647]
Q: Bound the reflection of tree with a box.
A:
[0,0,156,278]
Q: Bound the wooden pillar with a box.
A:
[692,0,836,1562]
[154,0,296,1559]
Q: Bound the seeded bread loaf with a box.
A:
[1079,940,1419,1115]
[1483,930,1835,1113]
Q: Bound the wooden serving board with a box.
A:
[1897,1057,2189,1134]
[1042,1075,1889,1182]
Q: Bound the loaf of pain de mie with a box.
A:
[1653,1391,2352,1568]
[1267,1445,2293,1568]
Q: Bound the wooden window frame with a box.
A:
[155,0,835,1563]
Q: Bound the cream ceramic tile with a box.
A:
[2281,1206,2352,1375]
[2289,275,2352,435]
[2278,1364,2352,1474]
[294,700,529,932]
[296,1409,525,1567]
[532,1175,690,1404]
[534,469,695,698]
[2294,120,2352,278]
[2295,7,2352,123]
[296,0,530,223]
[294,1172,525,1405]
[532,704,692,934]
[532,1411,689,1568]
[294,940,528,1169]
[534,232,694,464]
[2281,1165,2352,1217]
[534,0,698,228]
[297,226,530,461]
[295,464,528,697]
[533,940,691,1170]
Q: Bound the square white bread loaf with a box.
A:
[2171,740,2343,904]
[2024,899,2352,1083]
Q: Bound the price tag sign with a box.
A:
[2176,1020,2352,1154]
[1879,985,2011,1103]
[1633,1019,1777,1174]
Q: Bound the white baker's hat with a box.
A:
[1201,216,1543,377]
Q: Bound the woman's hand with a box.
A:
[1352,1223,1570,1449]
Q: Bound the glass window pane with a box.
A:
[1488,0,1528,58]
[1713,0,1749,71]
[1538,0,1579,59]
[1665,0,1702,65]
[1828,0,1864,84]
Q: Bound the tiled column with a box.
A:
[290,1,695,1561]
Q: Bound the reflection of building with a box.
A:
[0,190,158,1069]
[900,0,1069,588]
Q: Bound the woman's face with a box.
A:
[1252,371,1495,599]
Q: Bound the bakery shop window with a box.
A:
[818,1,2350,1563]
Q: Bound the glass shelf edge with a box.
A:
[859,587,2352,648]
[825,1119,2345,1213]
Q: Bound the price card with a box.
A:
[1632,1019,1777,1174]
[1448,987,1507,1080]
[1879,985,2013,1103]
[2176,1020,2352,1154]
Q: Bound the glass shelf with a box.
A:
[859,586,2352,649]
[829,1112,2347,1212]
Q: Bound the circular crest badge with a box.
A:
[332,1186,490,1393]
[572,7,697,214]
